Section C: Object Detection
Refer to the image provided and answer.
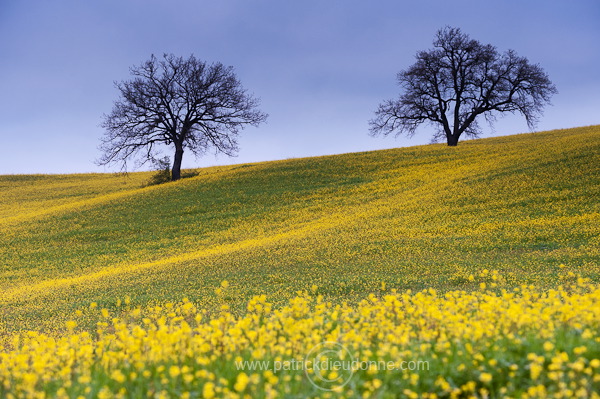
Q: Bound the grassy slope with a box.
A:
[1,126,599,335]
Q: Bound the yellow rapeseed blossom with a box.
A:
[0,127,599,397]
[202,382,215,398]
[0,281,599,397]
[479,373,493,383]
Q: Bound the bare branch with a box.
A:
[370,26,557,146]
[98,54,267,180]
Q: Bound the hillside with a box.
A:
[1,125,599,336]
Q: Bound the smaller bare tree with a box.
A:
[370,27,557,146]
[99,54,267,180]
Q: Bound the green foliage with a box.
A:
[146,156,172,186]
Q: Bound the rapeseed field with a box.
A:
[1,126,599,397]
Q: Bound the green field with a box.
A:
[1,126,599,397]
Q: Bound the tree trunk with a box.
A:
[172,146,184,181]
[446,134,459,146]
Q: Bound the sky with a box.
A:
[1,0,599,175]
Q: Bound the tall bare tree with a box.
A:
[370,27,557,146]
[99,54,267,180]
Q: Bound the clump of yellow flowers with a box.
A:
[1,275,599,398]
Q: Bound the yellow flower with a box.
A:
[65,320,77,331]
[169,365,181,378]
[530,363,543,380]
[573,346,587,355]
[543,341,554,352]
[479,372,492,383]
[110,370,126,383]
[202,382,215,399]
[234,372,249,392]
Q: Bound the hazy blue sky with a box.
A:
[1,0,599,174]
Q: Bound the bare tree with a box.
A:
[99,54,267,180]
[369,27,557,146]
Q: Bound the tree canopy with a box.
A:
[99,54,267,180]
[370,27,557,146]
